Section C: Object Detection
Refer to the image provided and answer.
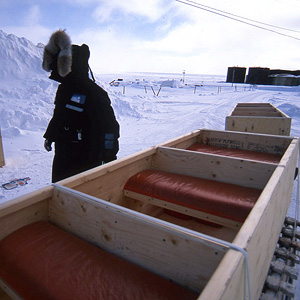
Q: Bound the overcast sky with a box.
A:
[1,0,300,75]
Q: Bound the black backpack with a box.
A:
[62,81,120,163]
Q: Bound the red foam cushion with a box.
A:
[187,143,281,163]
[124,170,261,222]
[0,221,197,300]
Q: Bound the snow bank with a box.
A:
[159,79,184,88]
[0,30,44,80]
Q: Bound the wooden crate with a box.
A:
[0,127,4,167]
[225,103,291,136]
[0,129,298,300]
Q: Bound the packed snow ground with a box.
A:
[1,30,300,298]
[1,72,300,205]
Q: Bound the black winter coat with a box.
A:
[44,76,119,182]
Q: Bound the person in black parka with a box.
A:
[42,30,119,183]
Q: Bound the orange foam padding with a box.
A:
[124,170,262,222]
[0,221,197,300]
[187,143,281,164]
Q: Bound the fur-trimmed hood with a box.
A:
[42,30,72,77]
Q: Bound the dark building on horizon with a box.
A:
[245,67,271,85]
[269,69,300,77]
[226,66,300,86]
[226,67,247,83]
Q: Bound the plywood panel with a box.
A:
[0,186,52,240]
[158,130,200,149]
[197,129,292,154]
[49,185,228,292]
[124,190,242,229]
[152,146,275,189]
[226,116,291,135]
[225,103,291,135]
[60,147,154,203]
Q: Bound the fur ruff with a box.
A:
[42,30,72,77]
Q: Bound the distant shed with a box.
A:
[270,74,299,86]
[269,69,300,76]
[226,67,246,83]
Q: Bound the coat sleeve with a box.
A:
[43,84,76,143]
[43,86,63,142]
[43,118,56,142]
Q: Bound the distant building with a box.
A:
[226,67,246,83]
[269,69,300,76]
[245,67,271,85]
[242,67,300,86]
[270,74,300,86]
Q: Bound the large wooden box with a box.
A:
[0,129,298,300]
[225,103,291,136]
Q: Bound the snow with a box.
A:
[1,30,300,297]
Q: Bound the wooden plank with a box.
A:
[226,116,291,135]
[236,103,272,107]
[158,130,200,149]
[199,249,246,300]
[48,185,228,292]
[278,138,299,167]
[233,107,277,112]
[124,190,242,229]
[0,185,52,219]
[0,186,52,240]
[231,111,283,117]
[60,146,155,203]
[197,129,292,154]
[152,147,276,189]
[0,200,49,241]
[0,127,4,167]
[155,207,238,242]
[235,138,299,299]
